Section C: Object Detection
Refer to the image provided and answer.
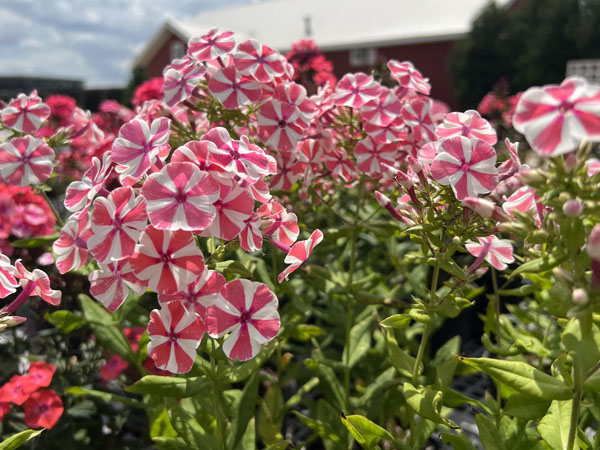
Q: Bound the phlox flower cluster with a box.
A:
[0,361,63,430]
[50,28,332,372]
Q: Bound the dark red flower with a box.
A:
[0,375,38,405]
[28,361,56,389]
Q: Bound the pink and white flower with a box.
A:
[111,117,171,180]
[354,137,396,176]
[208,66,262,110]
[430,136,498,200]
[239,212,263,252]
[203,180,253,241]
[89,260,145,312]
[233,39,285,83]
[435,110,497,145]
[88,187,147,263]
[207,279,279,361]
[158,268,225,319]
[257,99,306,152]
[278,229,323,282]
[513,76,600,156]
[163,57,207,107]
[12,260,61,306]
[1,92,50,133]
[465,236,514,271]
[53,212,92,274]
[141,162,220,231]
[333,73,380,108]
[0,253,18,298]
[401,97,437,143]
[188,28,235,62]
[0,137,55,186]
[130,227,205,294]
[359,88,403,126]
[387,60,431,95]
[64,152,112,212]
[258,202,299,247]
[147,301,205,374]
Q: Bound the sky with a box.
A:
[0,0,258,88]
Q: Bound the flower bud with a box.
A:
[0,315,26,327]
[562,199,583,217]
[572,288,588,305]
[518,169,545,185]
[462,197,494,218]
[564,153,577,172]
[586,224,600,260]
[552,267,574,284]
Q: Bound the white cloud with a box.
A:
[0,0,258,87]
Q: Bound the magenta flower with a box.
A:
[430,136,498,200]
[513,76,600,156]
[112,117,171,180]
[387,60,431,95]
[188,28,235,62]
[147,301,205,374]
[435,110,497,145]
[333,73,380,108]
[1,91,50,134]
[141,162,220,232]
[466,236,514,271]
[88,187,147,263]
[233,38,285,83]
[278,229,323,283]
[130,227,205,294]
[0,137,55,186]
[89,260,145,312]
[207,279,280,361]
[208,65,262,110]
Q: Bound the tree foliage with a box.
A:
[450,0,600,108]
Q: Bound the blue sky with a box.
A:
[0,0,257,88]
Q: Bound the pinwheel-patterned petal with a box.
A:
[0,137,55,186]
[278,229,323,283]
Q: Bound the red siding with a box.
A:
[144,34,187,79]
[324,40,458,108]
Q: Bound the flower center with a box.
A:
[175,191,187,203]
[559,101,574,114]
[161,254,171,264]
[461,163,470,173]
[239,311,251,323]
[278,119,287,129]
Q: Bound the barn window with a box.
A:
[170,41,186,61]
[349,48,377,67]
[567,59,600,83]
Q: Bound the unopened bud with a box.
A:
[1,315,26,327]
[528,229,549,244]
[407,156,423,173]
[462,197,494,218]
[518,169,545,185]
[563,199,583,217]
[552,267,574,284]
[452,236,462,245]
[564,153,578,172]
[572,288,588,305]
[395,170,414,190]
[587,224,600,260]
[497,221,527,234]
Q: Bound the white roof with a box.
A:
[136,0,512,67]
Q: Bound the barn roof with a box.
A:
[135,0,513,68]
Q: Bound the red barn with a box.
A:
[134,0,518,107]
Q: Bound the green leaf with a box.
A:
[262,441,293,450]
[561,318,600,383]
[440,432,476,450]
[403,382,458,428]
[537,400,576,450]
[383,329,415,378]
[11,234,58,248]
[149,405,177,438]
[126,375,209,398]
[293,411,344,447]
[346,313,372,368]
[0,429,44,450]
[78,294,137,365]
[152,437,187,450]
[475,414,506,450]
[438,257,466,280]
[503,393,550,420]
[227,339,277,383]
[380,314,410,329]
[340,414,394,449]
[512,253,567,277]
[45,310,85,333]
[66,386,144,409]
[227,371,259,450]
[305,359,346,410]
[166,399,217,450]
[435,358,459,392]
[458,357,571,400]
[212,260,253,278]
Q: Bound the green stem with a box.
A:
[210,342,226,450]
[566,385,582,450]
[491,268,503,423]
[411,322,432,385]
[40,190,64,228]
[343,177,365,409]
